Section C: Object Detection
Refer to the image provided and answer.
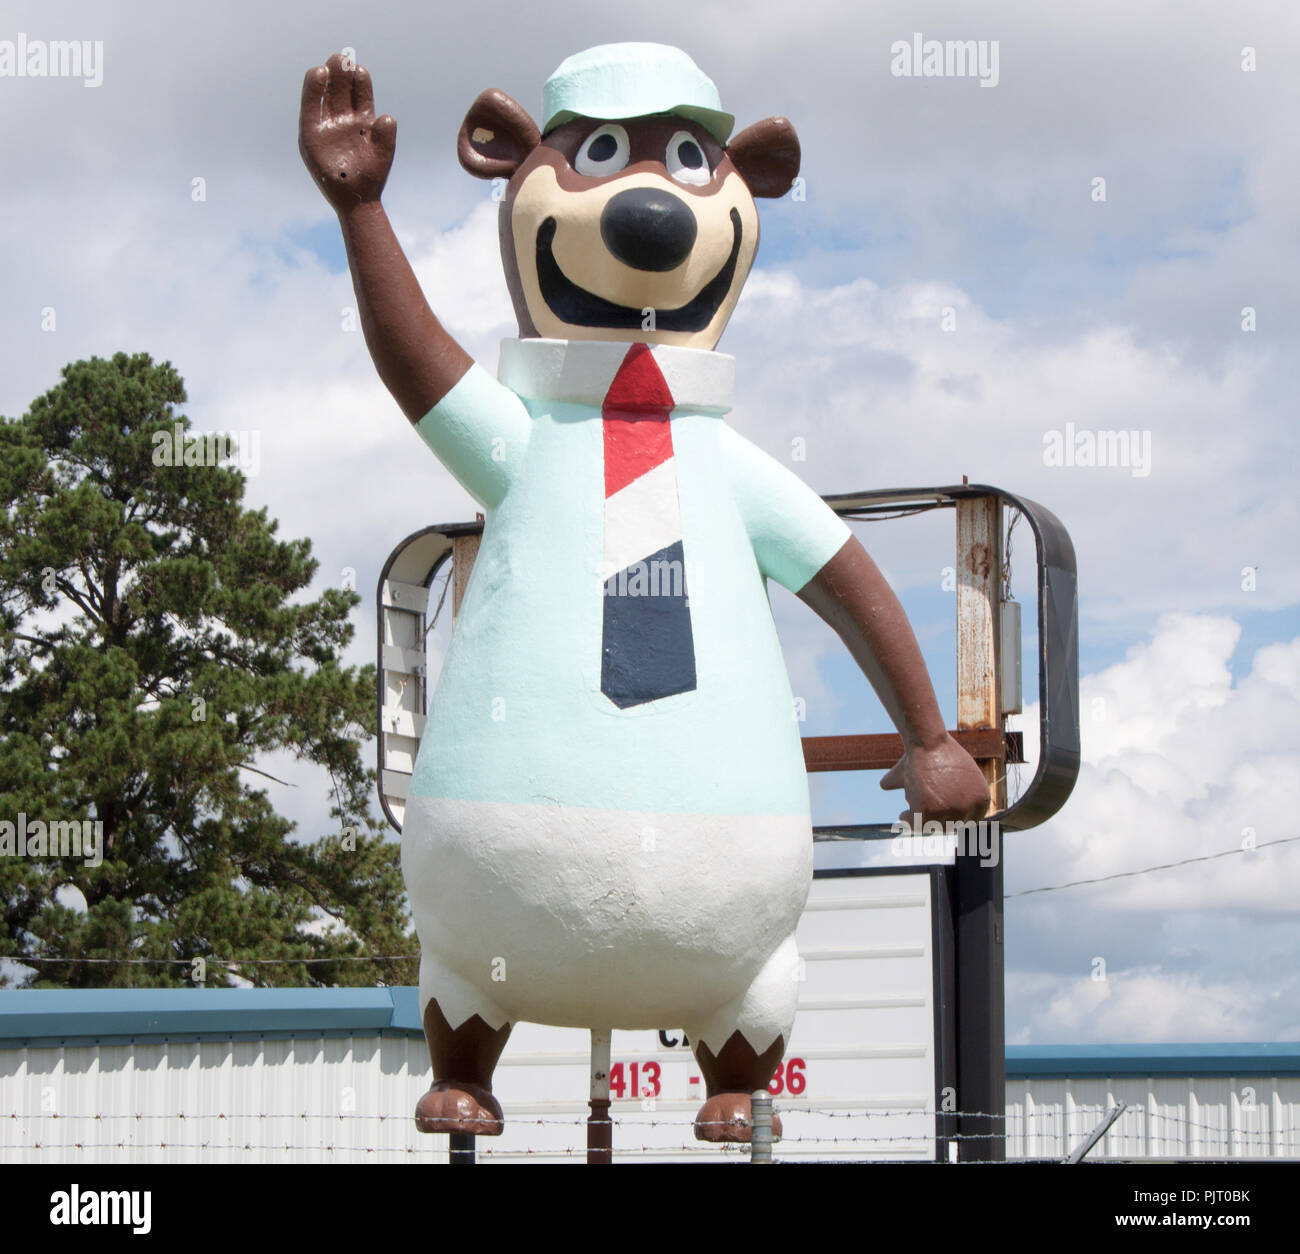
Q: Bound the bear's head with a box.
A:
[456,43,800,350]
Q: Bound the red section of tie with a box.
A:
[603,343,676,499]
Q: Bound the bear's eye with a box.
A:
[576,124,630,178]
[666,131,710,187]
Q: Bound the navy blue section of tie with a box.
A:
[601,538,697,708]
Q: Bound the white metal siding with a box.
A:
[1005,1076,1300,1160]
[1,1036,439,1164]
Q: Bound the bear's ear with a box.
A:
[458,89,540,180]
[726,117,801,198]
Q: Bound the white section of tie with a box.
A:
[602,457,683,582]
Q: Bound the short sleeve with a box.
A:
[413,364,532,509]
[721,424,851,593]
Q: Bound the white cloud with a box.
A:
[725,269,1295,619]
[1003,613,1300,1041]
[1012,614,1300,914]
[1008,968,1262,1044]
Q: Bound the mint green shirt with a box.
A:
[408,339,850,817]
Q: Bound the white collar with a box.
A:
[497,338,734,414]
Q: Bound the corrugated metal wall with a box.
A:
[1006,1076,1300,1160]
[1,1031,869,1164]
[6,1035,1298,1162]
[2,1036,440,1164]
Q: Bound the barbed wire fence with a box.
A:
[3,1102,1296,1162]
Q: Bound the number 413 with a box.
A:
[609,1061,661,1098]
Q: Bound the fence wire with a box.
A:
[3,1103,1295,1160]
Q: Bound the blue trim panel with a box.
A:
[7,1029,424,1051]
[0,987,411,1049]
[1007,1042,1300,1079]
[388,986,423,1035]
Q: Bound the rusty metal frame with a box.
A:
[812,484,1078,837]
[375,483,1077,838]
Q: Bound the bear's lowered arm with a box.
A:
[798,536,992,823]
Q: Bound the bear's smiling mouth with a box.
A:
[535,208,743,333]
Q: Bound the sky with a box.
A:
[2,0,1297,1045]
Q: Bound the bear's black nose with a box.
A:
[600,187,698,273]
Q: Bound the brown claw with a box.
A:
[414,1081,505,1136]
[694,1092,783,1144]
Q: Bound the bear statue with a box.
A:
[299,42,989,1142]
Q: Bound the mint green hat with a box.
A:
[541,43,734,143]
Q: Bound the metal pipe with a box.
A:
[588,1029,612,1164]
[1066,1103,1127,1163]
[751,1090,773,1163]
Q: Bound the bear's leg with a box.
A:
[414,953,512,1135]
[685,935,799,1143]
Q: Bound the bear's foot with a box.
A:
[414,1081,504,1135]
[693,1092,783,1144]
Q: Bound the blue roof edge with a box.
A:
[1,990,1297,1073]
[0,986,422,1047]
[1006,1042,1300,1077]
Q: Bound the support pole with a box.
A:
[954,492,1006,1162]
[956,493,1006,813]
[448,1132,476,1165]
[750,1090,774,1163]
[588,1029,612,1164]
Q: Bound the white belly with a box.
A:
[402,796,812,1029]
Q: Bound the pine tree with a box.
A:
[0,352,416,988]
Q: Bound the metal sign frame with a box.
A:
[812,483,1078,837]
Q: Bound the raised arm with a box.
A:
[299,54,472,421]
[798,537,991,825]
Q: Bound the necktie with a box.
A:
[601,343,697,708]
